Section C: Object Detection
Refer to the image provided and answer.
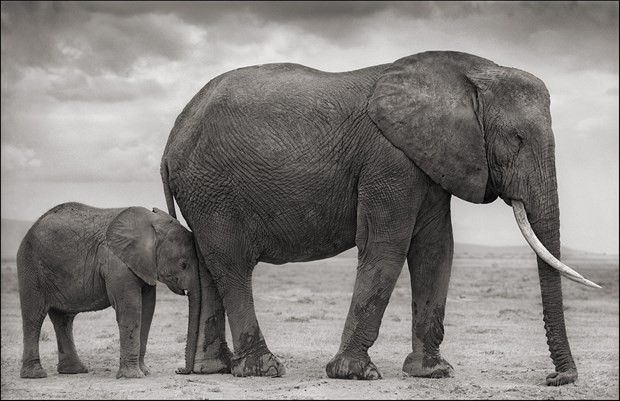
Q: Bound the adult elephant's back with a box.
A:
[162,62,386,174]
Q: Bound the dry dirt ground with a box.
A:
[1,251,618,399]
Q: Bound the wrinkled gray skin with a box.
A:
[17,202,199,379]
[161,51,579,385]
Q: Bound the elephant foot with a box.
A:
[402,352,454,378]
[194,343,233,374]
[326,353,382,380]
[139,361,151,376]
[57,359,88,374]
[546,368,577,386]
[116,365,145,379]
[192,360,230,374]
[175,367,192,375]
[193,357,231,374]
[20,362,48,379]
[231,351,285,377]
[176,344,232,375]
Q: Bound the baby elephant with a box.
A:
[17,202,198,379]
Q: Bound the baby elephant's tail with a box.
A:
[161,159,177,219]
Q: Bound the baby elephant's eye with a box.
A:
[180,261,188,269]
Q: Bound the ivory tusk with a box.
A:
[512,200,602,289]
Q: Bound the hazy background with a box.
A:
[1,1,618,255]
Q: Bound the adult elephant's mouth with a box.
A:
[510,199,600,288]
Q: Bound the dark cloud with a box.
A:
[80,1,618,36]
[4,1,615,78]
[83,1,394,23]
[81,1,619,72]
[1,2,79,77]
[1,1,195,77]
[244,1,397,22]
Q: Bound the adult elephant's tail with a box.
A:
[161,158,177,219]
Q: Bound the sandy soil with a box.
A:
[1,252,618,399]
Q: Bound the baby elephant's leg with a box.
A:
[106,273,145,379]
[138,285,156,375]
[49,309,88,374]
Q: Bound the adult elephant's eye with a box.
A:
[180,261,188,269]
[506,129,524,151]
[494,130,523,167]
[514,129,525,144]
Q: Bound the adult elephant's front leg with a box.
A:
[403,189,454,378]
[326,199,415,380]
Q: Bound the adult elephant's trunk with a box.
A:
[178,267,201,374]
[526,196,577,377]
[510,162,598,385]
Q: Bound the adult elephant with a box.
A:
[161,51,599,385]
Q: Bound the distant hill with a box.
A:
[454,243,600,258]
[335,243,617,260]
[1,218,616,261]
[1,219,33,260]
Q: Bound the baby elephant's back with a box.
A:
[18,202,123,311]
[19,202,122,278]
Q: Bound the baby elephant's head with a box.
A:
[151,208,198,296]
[106,206,199,295]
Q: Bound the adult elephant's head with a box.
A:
[368,51,600,385]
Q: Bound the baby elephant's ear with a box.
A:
[106,207,157,286]
[152,207,174,221]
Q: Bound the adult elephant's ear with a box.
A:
[106,207,157,286]
[368,51,494,203]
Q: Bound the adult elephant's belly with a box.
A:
[251,168,360,265]
[256,196,359,264]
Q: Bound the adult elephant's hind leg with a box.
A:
[197,227,284,377]
[191,253,232,374]
[49,309,88,374]
[403,188,454,378]
[216,260,285,377]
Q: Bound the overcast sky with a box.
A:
[1,1,618,253]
